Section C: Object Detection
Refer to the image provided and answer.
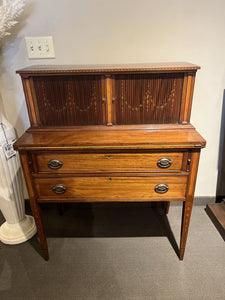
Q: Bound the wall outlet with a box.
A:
[25,36,55,59]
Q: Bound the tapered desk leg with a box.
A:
[165,202,170,214]
[19,153,49,260]
[30,201,49,261]
[179,150,200,260]
[180,199,193,260]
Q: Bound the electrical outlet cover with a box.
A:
[25,36,55,59]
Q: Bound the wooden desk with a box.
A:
[14,63,206,260]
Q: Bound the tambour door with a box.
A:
[32,75,106,126]
[112,73,184,124]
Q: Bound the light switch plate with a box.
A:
[25,36,55,59]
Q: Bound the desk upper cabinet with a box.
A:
[15,63,205,261]
[17,62,199,127]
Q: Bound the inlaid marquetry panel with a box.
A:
[112,73,184,124]
[33,75,105,126]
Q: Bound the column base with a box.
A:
[0,214,37,244]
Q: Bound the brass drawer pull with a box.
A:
[48,159,63,169]
[52,184,67,194]
[155,183,169,194]
[157,157,172,168]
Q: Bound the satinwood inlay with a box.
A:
[113,73,183,124]
[33,75,104,126]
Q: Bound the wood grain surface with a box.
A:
[34,175,188,201]
[33,75,105,126]
[34,152,185,173]
[14,127,205,150]
[113,73,184,124]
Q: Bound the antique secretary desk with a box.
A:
[14,63,206,260]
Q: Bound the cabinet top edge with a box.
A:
[16,62,200,75]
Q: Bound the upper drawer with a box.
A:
[33,152,186,173]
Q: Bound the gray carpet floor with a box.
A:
[0,202,224,300]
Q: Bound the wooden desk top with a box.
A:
[14,125,206,151]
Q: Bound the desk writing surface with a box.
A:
[14,127,205,150]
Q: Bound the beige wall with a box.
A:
[1,0,225,196]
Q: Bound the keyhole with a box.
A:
[108,155,111,159]
[109,178,112,181]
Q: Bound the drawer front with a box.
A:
[35,176,187,200]
[34,152,185,173]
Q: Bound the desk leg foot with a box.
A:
[165,202,170,214]
[30,202,49,261]
[35,204,49,260]
[179,248,185,260]
[180,200,193,260]
[57,203,64,216]
[43,249,49,261]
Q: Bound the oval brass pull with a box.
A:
[48,159,63,169]
[155,183,169,194]
[157,157,172,168]
[52,184,67,194]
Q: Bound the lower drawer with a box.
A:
[34,176,188,201]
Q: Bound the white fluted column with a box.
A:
[0,113,36,244]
